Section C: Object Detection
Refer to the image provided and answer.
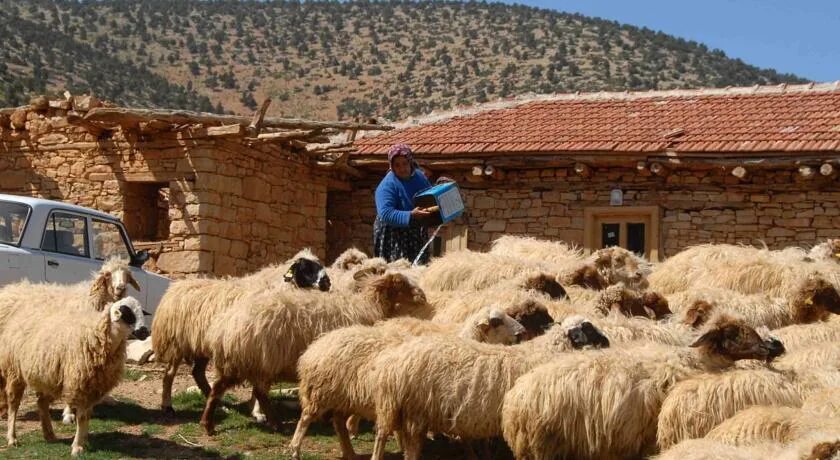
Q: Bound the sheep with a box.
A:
[704,406,840,446]
[0,297,148,457]
[591,282,671,319]
[648,242,840,297]
[666,275,840,330]
[655,367,805,450]
[500,315,785,460]
[420,246,650,293]
[330,247,369,271]
[770,316,840,350]
[488,235,584,265]
[429,272,568,324]
[199,272,431,435]
[0,257,139,423]
[652,438,802,460]
[803,388,840,418]
[152,250,330,417]
[589,314,692,346]
[368,315,611,460]
[289,307,526,460]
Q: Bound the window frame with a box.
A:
[40,210,92,259]
[0,200,31,247]
[91,218,135,261]
[584,206,660,262]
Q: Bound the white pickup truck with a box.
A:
[0,193,170,314]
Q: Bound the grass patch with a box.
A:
[122,368,147,382]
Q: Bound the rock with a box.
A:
[126,337,154,365]
[29,96,49,111]
[185,385,202,394]
[10,110,27,130]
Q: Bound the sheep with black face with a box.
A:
[367,315,610,460]
[152,248,330,418]
[0,297,148,457]
[500,315,785,460]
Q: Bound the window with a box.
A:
[123,182,170,242]
[92,219,131,261]
[42,212,89,257]
[584,206,660,261]
[0,201,29,246]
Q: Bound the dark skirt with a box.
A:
[373,216,430,265]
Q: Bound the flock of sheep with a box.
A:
[1,236,839,459]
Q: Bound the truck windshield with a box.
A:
[0,201,30,246]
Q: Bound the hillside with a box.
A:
[0,0,807,121]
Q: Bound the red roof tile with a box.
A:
[355,84,840,156]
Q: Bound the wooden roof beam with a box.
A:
[84,107,393,131]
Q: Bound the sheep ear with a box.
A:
[643,306,656,319]
[593,250,612,268]
[353,266,379,281]
[91,272,108,293]
[127,272,141,291]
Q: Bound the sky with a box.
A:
[501,0,839,82]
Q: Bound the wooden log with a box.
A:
[247,98,272,137]
[207,124,245,137]
[315,160,363,178]
[574,162,591,177]
[66,111,106,137]
[650,162,669,176]
[799,165,815,179]
[255,130,314,141]
[84,107,393,131]
[636,161,647,171]
[484,164,506,180]
[139,119,172,134]
[731,166,748,180]
[820,163,835,176]
[472,165,484,176]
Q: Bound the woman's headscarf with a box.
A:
[387,143,415,170]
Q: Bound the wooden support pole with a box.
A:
[799,165,815,179]
[247,98,272,137]
[650,162,668,177]
[731,166,748,180]
[574,163,591,177]
[820,163,835,177]
[346,129,358,143]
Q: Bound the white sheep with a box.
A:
[704,405,840,446]
[648,241,840,297]
[329,247,369,271]
[770,315,840,350]
[589,282,672,319]
[0,297,148,457]
[198,272,431,435]
[289,307,525,459]
[666,275,840,330]
[488,235,584,265]
[500,315,784,460]
[151,249,329,417]
[0,258,139,424]
[368,315,611,460]
[421,246,650,293]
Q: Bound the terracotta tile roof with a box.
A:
[354,82,840,156]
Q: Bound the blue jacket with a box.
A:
[375,170,432,227]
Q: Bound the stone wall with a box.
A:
[328,165,839,259]
[1,106,339,277]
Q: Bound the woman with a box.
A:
[373,144,433,265]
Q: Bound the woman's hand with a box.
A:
[410,207,433,219]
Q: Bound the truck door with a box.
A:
[40,211,101,284]
[91,218,146,305]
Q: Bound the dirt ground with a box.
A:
[0,362,487,459]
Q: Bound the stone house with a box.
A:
[0,96,383,277]
[340,82,840,261]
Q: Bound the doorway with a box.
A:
[584,206,660,261]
